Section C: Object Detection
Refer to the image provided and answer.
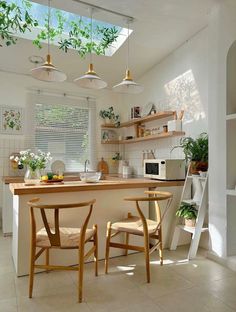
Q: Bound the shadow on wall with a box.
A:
[164,69,207,136]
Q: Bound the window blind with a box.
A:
[28,93,96,172]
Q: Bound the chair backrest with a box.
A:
[124,191,173,233]
[27,198,96,248]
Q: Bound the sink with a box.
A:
[80,172,101,183]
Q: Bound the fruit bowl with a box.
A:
[41,173,64,183]
[41,179,64,184]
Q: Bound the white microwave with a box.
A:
[144,159,185,180]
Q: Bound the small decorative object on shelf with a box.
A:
[131,106,141,119]
[175,201,198,227]
[10,150,52,185]
[163,125,168,133]
[99,107,120,127]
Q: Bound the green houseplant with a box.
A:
[176,201,198,227]
[177,132,208,174]
[99,107,120,127]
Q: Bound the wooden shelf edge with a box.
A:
[100,131,185,145]
[101,140,120,144]
[121,131,185,144]
[101,111,175,129]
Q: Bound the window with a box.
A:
[33,97,96,172]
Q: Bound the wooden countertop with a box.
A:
[3,176,24,184]
[3,175,84,184]
[9,177,184,195]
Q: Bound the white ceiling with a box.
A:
[0,0,218,88]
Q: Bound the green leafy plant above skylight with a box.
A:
[1,0,127,57]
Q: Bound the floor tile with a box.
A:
[201,276,236,310]
[0,298,17,312]
[154,285,236,312]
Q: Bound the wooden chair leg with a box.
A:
[78,245,85,303]
[125,233,129,256]
[159,242,163,266]
[45,248,50,273]
[105,221,112,274]
[159,229,163,266]
[144,235,150,283]
[125,213,132,256]
[29,244,36,298]
[93,224,98,276]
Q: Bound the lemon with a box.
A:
[53,175,58,180]
[58,175,64,180]
[41,175,48,181]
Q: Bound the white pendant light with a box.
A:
[113,19,143,94]
[31,0,67,82]
[74,8,107,89]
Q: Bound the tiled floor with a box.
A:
[1,231,236,312]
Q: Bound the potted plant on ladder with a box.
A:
[176,201,198,227]
[177,132,208,174]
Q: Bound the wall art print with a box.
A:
[1,106,23,134]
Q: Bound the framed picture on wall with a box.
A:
[0,106,24,134]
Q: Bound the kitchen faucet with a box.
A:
[84,159,90,172]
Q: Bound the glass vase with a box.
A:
[24,166,41,185]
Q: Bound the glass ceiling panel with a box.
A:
[6,0,131,56]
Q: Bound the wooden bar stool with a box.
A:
[27,198,98,303]
[105,191,173,283]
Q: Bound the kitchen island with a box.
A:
[10,176,184,276]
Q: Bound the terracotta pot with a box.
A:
[185,219,196,227]
[190,161,208,174]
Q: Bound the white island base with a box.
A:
[11,180,183,276]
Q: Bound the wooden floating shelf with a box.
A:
[100,140,120,145]
[101,111,175,129]
[101,131,185,145]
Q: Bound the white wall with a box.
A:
[0,70,122,227]
[118,28,208,176]
[208,1,236,259]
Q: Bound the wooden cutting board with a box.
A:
[97,157,109,174]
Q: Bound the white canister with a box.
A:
[122,165,132,178]
[167,120,182,132]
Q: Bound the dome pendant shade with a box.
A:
[31,54,67,82]
[74,63,107,89]
[113,69,144,94]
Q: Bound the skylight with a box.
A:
[6,0,132,56]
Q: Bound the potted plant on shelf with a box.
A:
[176,201,198,227]
[177,132,208,174]
[99,107,120,127]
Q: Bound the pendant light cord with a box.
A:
[127,21,130,71]
[47,0,51,57]
[90,8,93,65]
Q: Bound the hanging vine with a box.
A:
[0,0,119,57]
[0,0,38,47]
